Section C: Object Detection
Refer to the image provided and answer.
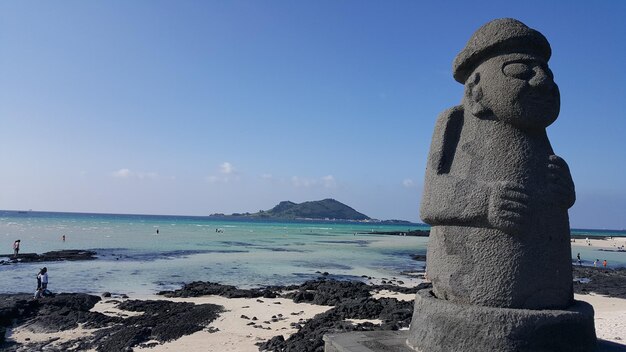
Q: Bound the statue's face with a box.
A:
[476,53,560,130]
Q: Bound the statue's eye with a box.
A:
[503,62,534,80]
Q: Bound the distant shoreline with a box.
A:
[3,210,625,232]
[359,230,430,237]
[362,230,626,239]
[571,233,626,240]
[1,209,423,226]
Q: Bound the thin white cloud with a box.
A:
[322,175,337,188]
[206,162,239,183]
[403,178,415,188]
[111,169,160,180]
[112,169,132,178]
[291,176,315,188]
[137,172,158,180]
[291,175,338,189]
[220,162,234,175]
[260,173,273,180]
[206,175,220,183]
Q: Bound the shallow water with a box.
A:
[1,211,624,295]
[0,211,428,294]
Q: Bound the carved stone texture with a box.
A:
[420,18,576,310]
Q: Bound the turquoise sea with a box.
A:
[1,211,625,295]
[0,211,430,295]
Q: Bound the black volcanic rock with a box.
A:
[0,293,222,352]
[366,230,430,237]
[2,279,430,352]
[159,281,279,299]
[0,293,111,348]
[573,266,626,299]
[258,280,427,352]
[0,250,97,264]
[285,280,372,306]
[410,253,427,261]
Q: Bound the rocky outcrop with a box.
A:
[0,250,97,264]
[0,293,222,352]
[573,266,626,299]
[365,230,430,237]
[159,281,280,298]
[258,280,432,352]
[4,268,623,352]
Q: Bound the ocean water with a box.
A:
[1,211,624,295]
[0,211,429,295]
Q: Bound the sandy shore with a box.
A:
[576,293,626,344]
[5,287,410,351]
[571,237,626,251]
[130,294,332,352]
[6,288,625,351]
[6,292,333,352]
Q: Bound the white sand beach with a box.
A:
[130,295,332,352]
[6,293,332,352]
[576,293,626,344]
[571,237,626,251]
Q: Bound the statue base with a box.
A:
[323,332,626,352]
[324,331,413,352]
[407,289,597,352]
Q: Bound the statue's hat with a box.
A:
[453,18,551,83]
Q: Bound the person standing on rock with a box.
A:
[13,239,20,258]
[35,267,48,298]
[35,268,43,299]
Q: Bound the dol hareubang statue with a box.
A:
[407,18,596,352]
[421,18,573,310]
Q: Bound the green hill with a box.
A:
[230,199,371,221]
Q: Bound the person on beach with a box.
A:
[593,259,598,267]
[603,260,608,268]
[62,234,66,242]
[13,239,21,258]
[35,270,42,299]
[576,253,581,266]
[35,267,48,299]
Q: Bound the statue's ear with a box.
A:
[465,72,489,117]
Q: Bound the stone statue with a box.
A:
[407,18,596,352]
[421,17,573,310]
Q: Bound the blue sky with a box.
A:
[1,1,625,229]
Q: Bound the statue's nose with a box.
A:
[529,67,552,87]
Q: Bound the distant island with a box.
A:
[209,198,413,224]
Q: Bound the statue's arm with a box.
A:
[419,108,530,235]
[548,155,576,209]
[420,107,490,226]
[421,173,492,226]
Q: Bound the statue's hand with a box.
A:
[488,182,529,235]
[548,155,575,208]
